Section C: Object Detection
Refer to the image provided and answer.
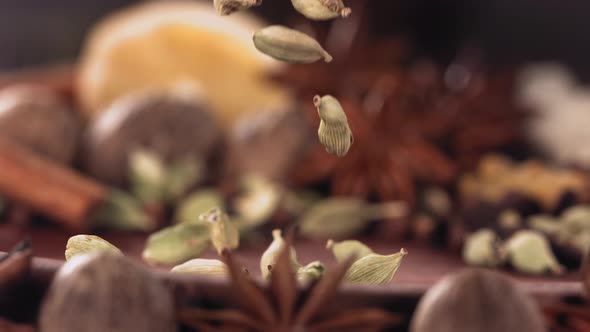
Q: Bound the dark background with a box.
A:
[1,0,590,79]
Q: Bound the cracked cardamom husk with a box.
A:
[315,95,353,157]
[291,0,351,20]
[214,0,262,15]
[200,208,239,255]
[174,189,224,224]
[65,235,122,261]
[326,239,372,263]
[462,229,504,267]
[142,223,210,266]
[296,261,325,284]
[253,25,332,64]
[94,189,153,231]
[504,230,563,275]
[299,198,407,239]
[260,229,301,279]
[171,258,228,276]
[344,248,407,285]
[40,252,176,332]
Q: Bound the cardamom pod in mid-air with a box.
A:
[214,0,262,16]
[291,0,351,21]
[253,25,332,64]
[314,95,353,157]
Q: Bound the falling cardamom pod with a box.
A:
[65,235,122,261]
[93,189,153,231]
[296,261,325,284]
[142,223,210,266]
[298,198,407,239]
[504,230,563,275]
[260,229,301,279]
[315,95,353,157]
[253,25,332,64]
[171,258,228,276]
[462,229,504,267]
[214,0,262,15]
[233,175,282,230]
[291,0,351,20]
[174,189,224,224]
[200,208,239,255]
[129,148,165,204]
[326,239,372,263]
[344,248,407,285]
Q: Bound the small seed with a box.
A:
[291,0,351,21]
[253,25,332,64]
[214,0,262,15]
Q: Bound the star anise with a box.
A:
[177,233,401,332]
[287,55,524,207]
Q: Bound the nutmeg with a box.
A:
[82,92,223,187]
[39,252,176,332]
[0,84,81,164]
[410,269,545,332]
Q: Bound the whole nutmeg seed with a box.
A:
[0,84,81,164]
[83,92,223,187]
[410,269,545,332]
[39,252,176,332]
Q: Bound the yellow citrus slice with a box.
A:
[77,0,290,129]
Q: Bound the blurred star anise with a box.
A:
[282,28,525,206]
[177,234,400,332]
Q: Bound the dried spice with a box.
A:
[260,229,301,279]
[296,261,325,284]
[326,239,372,263]
[422,186,452,218]
[498,209,522,232]
[0,84,81,164]
[214,0,262,15]
[178,243,401,331]
[171,258,228,276]
[462,229,504,267]
[65,235,121,261]
[142,223,210,266]
[291,0,351,20]
[253,25,332,64]
[200,207,240,255]
[40,252,176,332]
[410,269,545,332]
[298,198,407,239]
[93,189,153,231]
[233,175,282,229]
[315,94,353,157]
[504,230,563,275]
[344,248,407,285]
[83,92,222,188]
[174,189,224,224]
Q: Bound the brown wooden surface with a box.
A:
[0,224,582,299]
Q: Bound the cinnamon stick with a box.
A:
[0,136,106,230]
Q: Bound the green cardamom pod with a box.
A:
[65,235,122,261]
[260,229,301,279]
[214,0,262,15]
[171,258,228,276]
[200,208,240,255]
[234,175,282,230]
[561,205,590,232]
[504,230,563,275]
[94,189,153,231]
[163,157,203,203]
[527,214,562,236]
[344,248,407,285]
[314,95,353,157]
[291,0,351,20]
[129,148,165,204]
[174,189,224,225]
[462,229,504,267]
[253,25,332,64]
[142,223,210,266]
[326,239,372,263]
[298,198,407,239]
[296,261,325,284]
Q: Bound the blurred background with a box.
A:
[2,0,590,78]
